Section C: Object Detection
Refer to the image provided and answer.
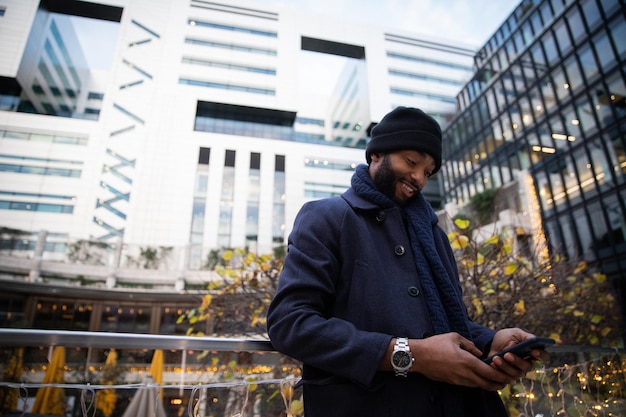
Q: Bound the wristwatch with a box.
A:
[391,337,414,376]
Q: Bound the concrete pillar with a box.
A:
[28,230,47,282]
[106,237,123,289]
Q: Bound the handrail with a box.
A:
[0,328,275,351]
[2,328,624,355]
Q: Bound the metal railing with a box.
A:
[1,329,625,416]
[0,329,274,351]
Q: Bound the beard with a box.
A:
[372,154,420,206]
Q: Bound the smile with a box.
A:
[400,181,418,195]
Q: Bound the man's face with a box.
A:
[370,150,435,206]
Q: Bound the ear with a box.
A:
[369,152,383,162]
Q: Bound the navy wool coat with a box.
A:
[267,188,508,417]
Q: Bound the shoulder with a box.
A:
[297,187,378,218]
[292,196,349,233]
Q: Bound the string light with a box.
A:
[5,351,623,415]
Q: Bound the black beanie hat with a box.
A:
[366,107,442,174]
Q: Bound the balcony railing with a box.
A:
[1,329,625,416]
[0,329,298,417]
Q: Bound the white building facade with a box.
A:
[0,0,477,268]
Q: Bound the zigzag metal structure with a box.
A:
[93,17,160,241]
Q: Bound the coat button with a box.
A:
[407,286,420,296]
[429,389,439,403]
[394,245,405,255]
[376,211,386,221]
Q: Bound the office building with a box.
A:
[440,0,626,302]
[0,0,475,327]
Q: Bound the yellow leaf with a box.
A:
[451,234,469,249]
[290,399,304,415]
[476,253,484,265]
[514,299,526,315]
[485,235,499,245]
[454,218,471,230]
[471,298,483,315]
[281,384,294,401]
[573,310,584,317]
[504,263,517,275]
[497,282,510,291]
[549,333,562,344]
[503,244,513,255]
[590,314,603,324]
[201,294,212,308]
[222,250,233,261]
[593,273,606,284]
[208,281,221,290]
[574,261,587,274]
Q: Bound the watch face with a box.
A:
[393,351,412,368]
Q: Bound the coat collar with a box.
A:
[341,187,391,211]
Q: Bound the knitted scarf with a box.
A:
[351,164,471,338]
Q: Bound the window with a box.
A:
[188,19,277,38]
[578,44,599,83]
[198,147,210,165]
[100,303,151,333]
[33,300,93,330]
[273,155,285,244]
[609,17,626,60]
[592,30,615,73]
[542,32,559,67]
[553,21,572,56]
[218,151,236,248]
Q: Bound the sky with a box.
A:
[73,0,521,69]
[262,0,520,45]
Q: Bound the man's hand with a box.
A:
[408,333,516,391]
[487,328,551,380]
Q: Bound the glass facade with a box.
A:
[245,152,261,249]
[273,155,286,244]
[441,0,626,293]
[217,150,236,248]
[189,148,210,269]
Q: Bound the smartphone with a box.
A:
[483,336,555,364]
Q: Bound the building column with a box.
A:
[28,230,47,282]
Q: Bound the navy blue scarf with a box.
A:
[351,164,471,338]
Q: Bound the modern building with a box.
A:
[0,0,476,265]
[440,0,626,307]
[0,0,477,330]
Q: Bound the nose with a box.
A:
[410,169,427,188]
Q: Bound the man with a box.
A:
[267,107,549,416]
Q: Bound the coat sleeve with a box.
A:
[267,200,392,387]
